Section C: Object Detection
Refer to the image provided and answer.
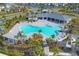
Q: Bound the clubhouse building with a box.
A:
[28,12,72,24]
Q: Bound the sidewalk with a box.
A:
[49,52,72,56]
[0,53,8,56]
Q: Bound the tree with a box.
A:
[46,38,62,56]
[51,47,61,56]
[50,42,61,56]
[46,38,53,46]
[32,33,43,41]
[51,35,55,38]
[2,15,6,19]
[39,3,45,13]
[38,29,42,33]
[75,40,79,46]
[7,45,15,51]
[24,35,44,56]
[0,40,5,47]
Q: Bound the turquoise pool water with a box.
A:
[19,25,61,38]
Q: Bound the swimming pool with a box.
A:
[19,24,61,38]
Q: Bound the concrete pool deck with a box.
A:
[3,20,65,42]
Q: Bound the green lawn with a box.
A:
[0,49,24,56]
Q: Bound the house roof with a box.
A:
[0,18,5,23]
[3,33,15,40]
[36,13,71,21]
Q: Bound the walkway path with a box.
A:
[53,33,68,42]
[0,53,8,56]
[42,37,50,56]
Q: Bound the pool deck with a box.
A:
[3,20,65,41]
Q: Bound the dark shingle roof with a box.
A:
[36,13,71,21]
[0,18,5,23]
[28,12,71,21]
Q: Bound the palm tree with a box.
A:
[46,37,62,56]
[51,35,55,39]
[0,40,5,48]
[74,39,79,55]
[51,47,61,56]
[15,32,25,45]
[75,40,79,46]
[0,39,8,52]
[46,38,53,46]
[2,15,6,19]
[24,38,44,56]
[39,4,45,13]
[38,29,42,33]
[32,33,43,41]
